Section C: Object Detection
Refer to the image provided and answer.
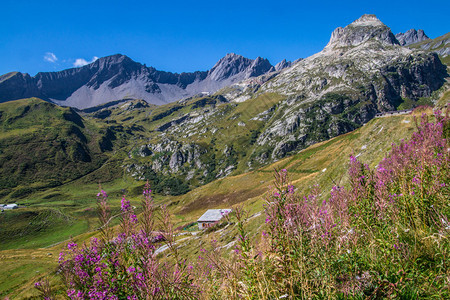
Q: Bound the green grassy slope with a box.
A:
[0,98,110,199]
[0,109,437,298]
[0,98,420,251]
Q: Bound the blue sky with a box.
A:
[1,0,448,76]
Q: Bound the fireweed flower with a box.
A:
[121,196,131,212]
[68,242,77,251]
[59,251,66,263]
[288,184,295,194]
[97,190,107,198]
[130,214,138,224]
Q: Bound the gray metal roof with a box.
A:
[197,209,232,222]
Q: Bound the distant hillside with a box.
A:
[0,98,124,199]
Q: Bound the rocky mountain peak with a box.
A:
[223,53,243,60]
[395,29,430,46]
[95,53,130,64]
[212,53,247,66]
[90,54,139,71]
[0,72,20,83]
[248,57,273,77]
[350,14,384,27]
[325,14,399,50]
[274,59,292,71]
[208,53,273,81]
[253,56,264,64]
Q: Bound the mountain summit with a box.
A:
[325,14,399,50]
[207,53,273,81]
[350,14,385,27]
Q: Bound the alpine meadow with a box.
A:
[0,12,449,299]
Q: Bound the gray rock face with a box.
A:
[0,53,277,109]
[274,59,292,71]
[0,72,40,101]
[208,54,273,81]
[132,139,204,174]
[137,145,152,157]
[395,29,430,46]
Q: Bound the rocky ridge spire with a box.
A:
[207,53,273,81]
[275,59,292,71]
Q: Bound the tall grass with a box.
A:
[36,111,449,299]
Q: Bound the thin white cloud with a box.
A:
[44,52,58,63]
[73,56,99,67]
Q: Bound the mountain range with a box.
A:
[0,53,289,109]
[0,14,447,110]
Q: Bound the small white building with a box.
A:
[197,209,232,230]
[1,204,18,210]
